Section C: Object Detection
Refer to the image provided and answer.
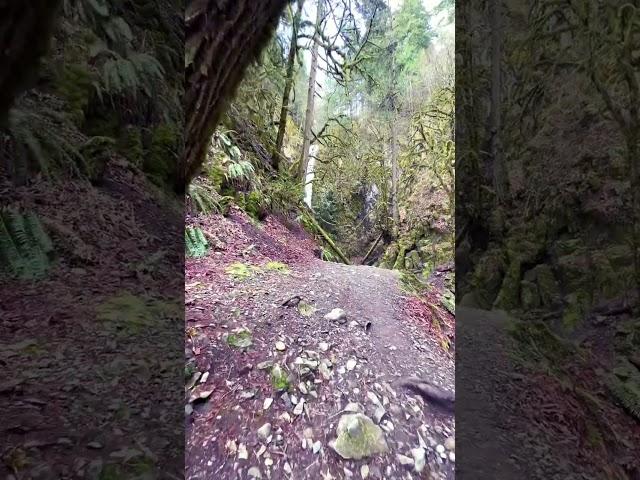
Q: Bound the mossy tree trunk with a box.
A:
[273,0,305,170]
[182,0,289,193]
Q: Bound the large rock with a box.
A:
[330,414,389,460]
[404,250,422,271]
[324,308,347,323]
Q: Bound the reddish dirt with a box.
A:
[0,161,183,479]
[185,208,456,479]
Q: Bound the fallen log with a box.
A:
[361,231,384,265]
[300,203,350,265]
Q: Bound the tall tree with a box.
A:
[273,0,305,170]
[183,0,289,193]
[299,0,324,181]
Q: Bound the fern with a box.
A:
[185,226,208,258]
[8,102,88,178]
[188,184,220,215]
[0,208,54,279]
[225,159,255,182]
[94,50,165,101]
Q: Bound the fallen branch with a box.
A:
[299,203,350,265]
[361,231,384,265]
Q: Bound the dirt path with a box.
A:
[185,250,455,480]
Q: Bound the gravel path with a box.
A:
[185,258,455,480]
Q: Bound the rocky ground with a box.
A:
[185,208,456,480]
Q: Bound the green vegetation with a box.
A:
[185,227,209,258]
[0,208,54,279]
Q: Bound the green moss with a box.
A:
[379,243,398,269]
[392,245,406,270]
[270,364,290,391]
[226,328,253,348]
[494,260,522,311]
[54,64,94,125]
[119,126,144,168]
[144,123,180,186]
[245,190,267,220]
[471,246,507,309]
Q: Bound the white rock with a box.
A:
[449,452,455,462]
[360,465,370,479]
[275,341,286,351]
[436,444,445,454]
[313,440,322,453]
[444,436,455,451]
[411,447,426,473]
[397,454,414,466]
[293,398,305,415]
[247,466,262,478]
[367,391,381,406]
[346,358,357,371]
[284,462,292,474]
[263,398,273,410]
[324,308,347,322]
[257,423,272,441]
[299,383,308,394]
[319,342,330,351]
[238,443,248,459]
[264,457,273,467]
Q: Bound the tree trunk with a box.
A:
[390,110,400,233]
[298,0,323,181]
[182,0,289,193]
[489,0,507,205]
[273,0,305,170]
[0,1,62,127]
[627,135,640,312]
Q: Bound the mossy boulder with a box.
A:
[471,246,507,309]
[522,264,561,308]
[329,414,389,460]
[405,250,422,272]
[393,245,407,270]
[520,280,540,309]
[379,243,398,269]
[494,260,522,311]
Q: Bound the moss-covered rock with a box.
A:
[405,249,421,272]
[520,280,540,309]
[522,264,561,308]
[330,414,389,460]
[494,260,522,311]
[393,245,407,270]
[471,246,507,309]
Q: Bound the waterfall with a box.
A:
[304,144,318,207]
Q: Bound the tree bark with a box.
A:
[298,0,323,181]
[0,1,62,127]
[489,0,507,205]
[390,110,400,233]
[182,0,289,193]
[273,0,305,170]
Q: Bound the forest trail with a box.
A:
[185,208,455,479]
